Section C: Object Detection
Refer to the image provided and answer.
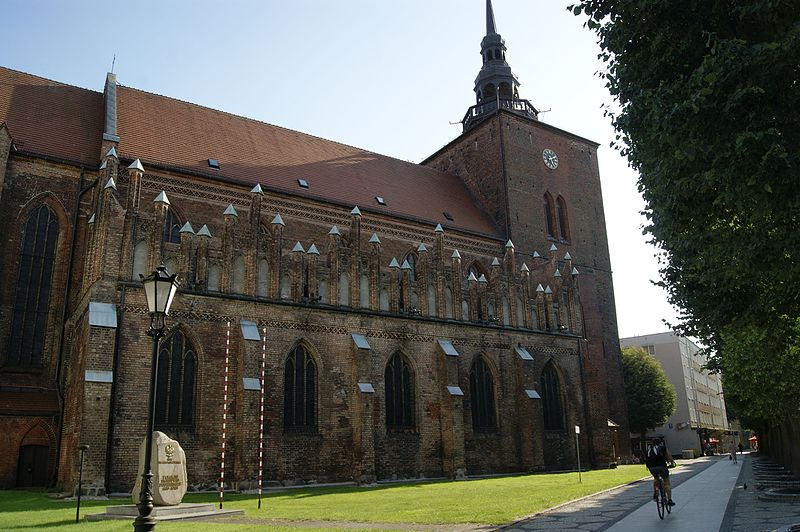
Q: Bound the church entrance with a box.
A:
[16,445,49,487]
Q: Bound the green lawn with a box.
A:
[0,465,649,530]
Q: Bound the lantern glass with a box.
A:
[142,264,179,316]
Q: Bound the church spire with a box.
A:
[462,0,538,132]
[486,0,497,35]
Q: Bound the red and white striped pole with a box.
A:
[258,324,267,509]
[219,320,231,509]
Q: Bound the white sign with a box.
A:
[575,425,581,434]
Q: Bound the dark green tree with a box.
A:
[621,346,676,442]
[569,1,800,430]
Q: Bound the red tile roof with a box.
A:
[117,87,500,236]
[0,66,103,165]
[0,389,59,416]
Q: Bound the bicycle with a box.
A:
[655,474,672,519]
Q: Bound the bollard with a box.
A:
[76,444,89,523]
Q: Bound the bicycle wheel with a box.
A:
[656,484,665,519]
[665,491,672,514]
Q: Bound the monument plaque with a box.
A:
[132,431,187,506]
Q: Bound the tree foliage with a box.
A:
[621,346,676,437]
[570,1,800,426]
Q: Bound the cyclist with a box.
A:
[646,436,676,506]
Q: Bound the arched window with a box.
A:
[359,274,370,308]
[162,210,181,244]
[284,345,316,431]
[385,353,414,430]
[543,193,555,238]
[556,196,570,241]
[541,363,564,430]
[132,241,150,281]
[404,253,417,282]
[232,256,245,294]
[427,284,436,317]
[338,272,349,306]
[155,330,196,427]
[207,264,220,292]
[257,259,269,297]
[7,205,59,367]
[470,357,496,432]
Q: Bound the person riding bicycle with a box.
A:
[646,436,676,506]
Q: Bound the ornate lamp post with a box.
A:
[134,263,179,532]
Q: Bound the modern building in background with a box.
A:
[0,1,629,493]
[621,332,729,458]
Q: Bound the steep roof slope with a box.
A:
[117,86,500,237]
[0,67,103,165]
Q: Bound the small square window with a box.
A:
[297,179,309,188]
[375,196,386,205]
[442,211,454,221]
[208,159,220,169]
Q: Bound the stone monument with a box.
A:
[132,431,187,506]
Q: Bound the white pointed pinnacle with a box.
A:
[554,269,562,278]
[505,239,514,249]
[127,158,144,172]
[564,252,572,261]
[478,274,488,283]
[87,213,95,224]
[417,242,428,252]
[572,267,580,276]
[271,213,285,226]
[549,243,558,252]
[533,251,541,258]
[223,204,238,217]
[351,206,362,216]
[104,177,117,190]
[153,191,170,205]
[536,284,544,293]
[401,259,412,270]
[250,183,264,194]
[307,243,320,255]
[99,160,107,170]
[179,222,195,234]
[492,257,501,266]
[451,249,461,259]
[369,233,381,244]
[328,225,341,236]
[105,146,118,159]
[292,241,305,253]
[545,286,553,294]
[389,257,400,268]
[467,272,478,282]
[197,224,212,238]
[434,224,444,233]
[521,263,530,272]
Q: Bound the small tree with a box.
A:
[621,346,676,444]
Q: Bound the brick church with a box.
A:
[0,1,629,493]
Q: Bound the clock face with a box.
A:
[542,148,559,169]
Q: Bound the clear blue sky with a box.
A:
[2,0,678,337]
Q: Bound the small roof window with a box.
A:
[351,333,371,350]
[243,378,261,391]
[298,179,309,188]
[240,320,261,341]
[437,339,460,357]
[443,211,454,221]
[515,346,533,361]
[208,159,220,169]
[375,196,386,205]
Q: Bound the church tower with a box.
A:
[424,0,631,466]
[463,0,538,132]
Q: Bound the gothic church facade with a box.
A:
[0,2,629,492]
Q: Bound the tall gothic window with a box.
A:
[283,345,316,431]
[556,196,570,242]
[404,252,417,282]
[541,362,564,430]
[7,206,59,367]
[385,353,414,430]
[162,210,181,244]
[155,330,196,427]
[470,356,496,432]
[543,193,555,238]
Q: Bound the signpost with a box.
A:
[575,425,582,483]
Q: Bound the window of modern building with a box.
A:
[7,205,59,367]
[385,352,415,430]
[470,356,497,432]
[541,362,564,430]
[155,330,196,427]
[283,345,316,431]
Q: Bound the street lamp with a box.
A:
[134,263,179,532]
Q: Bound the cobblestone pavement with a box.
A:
[720,454,800,532]
[499,457,719,531]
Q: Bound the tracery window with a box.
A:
[155,330,196,427]
[541,362,564,430]
[404,252,417,282]
[543,193,555,238]
[385,353,415,430]
[470,356,496,432]
[283,345,316,431]
[556,195,570,242]
[7,205,59,367]
[162,210,181,244]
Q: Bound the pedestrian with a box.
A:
[729,441,738,464]
[738,442,743,454]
